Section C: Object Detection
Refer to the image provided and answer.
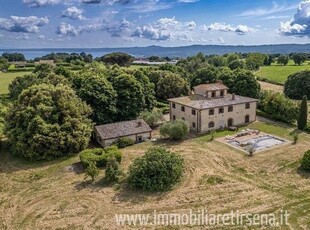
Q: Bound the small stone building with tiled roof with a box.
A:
[168,83,258,133]
[94,119,152,147]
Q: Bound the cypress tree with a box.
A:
[298,95,308,130]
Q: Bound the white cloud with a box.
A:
[38,34,45,39]
[207,22,256,35]
[238,2,297,17]
[104,19,131,37]
[132,17,197,41]
[23,0,62,7]
[62,7,85,20]
[0,16,49,33]
[56,18,130,37]
[132,25,171,41]
[279,0,310,36]
[11,34,30,40]
[56,22,101,36]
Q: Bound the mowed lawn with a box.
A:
[0,121,310,229]
[256,61,310,84]
[0,71,30,94]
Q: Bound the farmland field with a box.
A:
[256,61,310,84]
[0,71,31,95]
[0,121,310,229]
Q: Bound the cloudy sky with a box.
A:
[0,0,310,48]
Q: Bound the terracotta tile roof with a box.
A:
[194,83,228,92]
[95,119,152,140]
[168,94,258,110]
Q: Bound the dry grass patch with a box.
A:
[0,122,309,229]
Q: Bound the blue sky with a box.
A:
[0,0,309,48]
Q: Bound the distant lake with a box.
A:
[0,49,111,60]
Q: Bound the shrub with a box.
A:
[300,150,310,171]
[139,110,162,127]
[84,161,99,183]
[80,146,122,167]
[160,119,189,140]
[291,132,299,145]
[105,157,123,182]
[112,137,135,149]
[128,147,184,191]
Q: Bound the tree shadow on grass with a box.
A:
[297,167,310,179]
[114,183,169,204]
[0,139,78,173]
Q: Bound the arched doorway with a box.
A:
[228,118,234,127]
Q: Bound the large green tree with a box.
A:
[245,53,266,70]
[8,74,39,100]
[298,95,308,130]
[77,74,117,124]
[292,53,306,66]
[8,73,71,100]
[156,73,190,100]
[191,66,218,87]
[232,70,261,98]
[111,74,145,121]
[227,53,239,64]
[218,67,236,89]
[100,52,133,66]
[284,71,310,99]
[228,60,245,70]
[4,83,92,161]
[132,70,156,111]
[277,55,289,66]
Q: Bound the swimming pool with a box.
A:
[228,135,287,152]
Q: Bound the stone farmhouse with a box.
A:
[94,119,152,147]
[168,83,258,133]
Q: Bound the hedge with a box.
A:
[80,146,122,167]
[112,137,135,149]
[301,150,310,171]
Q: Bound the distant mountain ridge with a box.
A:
[100,44,310,57]
[1,44,310,59]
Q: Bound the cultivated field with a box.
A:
[259,81,284,93]
[0,121,309,229]
[0,71,31,95]
[256,61,310,84]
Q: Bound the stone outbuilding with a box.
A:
[94,119,152,147]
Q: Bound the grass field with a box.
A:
[0,121,309,229]
[256,61,310,84]
[0,71,31,95]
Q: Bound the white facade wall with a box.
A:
[170,101,257,133]
[200,102,257,132]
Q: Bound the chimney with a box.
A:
[217,80,223,84]
[232,93,235,100]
